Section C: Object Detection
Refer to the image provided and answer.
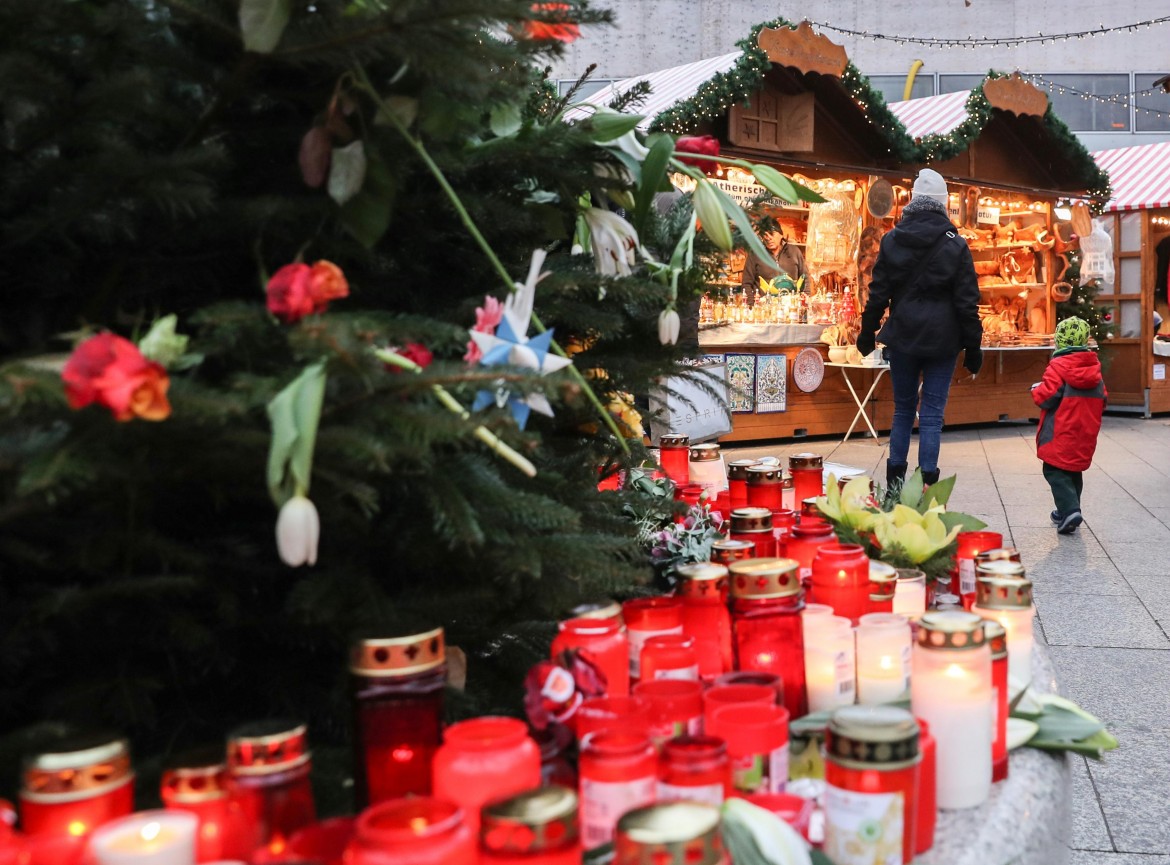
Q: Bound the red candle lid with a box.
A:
[711,538,755,564]
[568,599,623,623]
[226,720,310,776]
[20,732,133,803]
[826,705,919,770]
[161,747,228,803]
[788,453,823,470]
[974,574,1033,610]
[622,596,682,630]
[707,703,788,754]
[481,785,578,853]
[674,563,729,598]
[728,557,801,599]
[745,465,782,485]
[727,459,761,481]
[359,797,464,845]
[349,627,446,677]
[659,434,690,448]
[729,507,773,533]
[632,680,703,723]
[974,546,1022,564]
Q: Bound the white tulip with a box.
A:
[276,494,320,567]
[583,207,639,277]
[658,308,680,345]
[693,180,733,251]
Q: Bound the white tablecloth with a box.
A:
[699,322,825,347]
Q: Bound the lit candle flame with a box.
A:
[141,822,161,843]
[410,817,429,835]
[944,663,967,679]
[879,655,894,671]
[67,821,87,837]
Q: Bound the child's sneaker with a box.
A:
[1057,510,1083,534]
[1050,510,1061,524]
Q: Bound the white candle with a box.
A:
[855,613,911,705]
[803,615,855,712]
[911,612,992,809]
[972,580,1035,688]
[892,569,926,619]
[88,811,197,865]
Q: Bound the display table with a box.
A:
[699,322,825,347]
[825,362,889,443]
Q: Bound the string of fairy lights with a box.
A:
[809,15,1170,49]
[1018,74,1170,121]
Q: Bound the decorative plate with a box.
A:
[866,177,894,218]
[792,347,825,393]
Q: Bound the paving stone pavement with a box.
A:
[723,415,1170,860]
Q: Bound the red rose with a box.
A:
[674,135,721,170]
[385,342,433,374]
[521,3,580,43]
[62,333,171,422]
[267,260,350,323]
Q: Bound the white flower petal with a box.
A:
[276,495,320,567]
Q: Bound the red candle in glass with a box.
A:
[674,484,705,516]
[726,459,759,511]
[349,627,446,808]
[575,696,652,742]
[568,599,624,627]
[745,465,783,511]
[701,684,776,730]
[674,562,733,681]
[432,717,541,836]
[657,434,691,486]
[288,816,356,865]
[951,531,1004,610]
[345,797,475,865]
[707,703,790,795]
[984,619,1010,783]
[551,617,629,697]
[632,679,704,746]
[810,543,871,624]
[161,750,254,863]
[533,726,577,790]
[639,634,698,682]
[788,453,824,509]
[657,736,732,807]
[578,732,657,851]
[785,519,836,587]
[914,718,937,855]
[479,786,581,865]
[868,560,898,615]
[742,792,815,842]
[824,706,919,865]
[622,597,682,684]
[729,507,777,558]
[18,733,134,842]
[226,720,317,861]
[770,507,796,548]
[714,671,784,705]
[711,538,755,566]
[728,558,809,720]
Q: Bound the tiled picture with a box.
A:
[702,353,726,365]
[755,354,787,413]
[726,353,756,413]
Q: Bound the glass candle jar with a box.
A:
[950,531,1003,610]
[288,816,357,865]
[729,507,777,558]
[614,802,725,865]
[710,538,755,566]
[745,465,783,511]
[868,561,898,614]
[578,732,657,851]
[479,786,581,865]
[640,634,699,682]
[568,599,624,628]
[855,613,912,706]
[800,497,821,519]
[810,543,871,624]
[780,474,796,512]
[701,684,776,730]
[657,736,732,807]
[688,443,727,500]
[674,563,733,680]
[910,612,992,809]
[576,696,652,742]
[788,453,824,508]
[726,459,759,511]
[770,507,796,547]
[226,720,317,861]
[802,614,856,713]
[713,671,783,706]
[18,733,134,841]
[632,680,704,746]
[914,718,937,855]
[345,797,475,865]
[533,725,577,791]
[432,718,541,836]
[86,809,198,865]
[892,569,927,620]
[784,519,836,587]
[657,434,691,486]
[161,749,253,863]
[982,620,1010,783]
[972,564,1034,689]
[728,558,808,720]
[824,705,920,865]
[349,627,446,807]
[622,597,683,684]
[706,704,790,795]
[974,547,1022,568]
[674,484,705,517]
[551,617,629,697]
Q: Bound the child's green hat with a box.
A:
[1056,317,1090,349]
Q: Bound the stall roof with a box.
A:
[888,91,975,139]
[1092,142,1170,213]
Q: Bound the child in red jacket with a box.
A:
[1031,317,1107,534]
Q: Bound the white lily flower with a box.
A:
[276,494,320,567]
[658,308,680,345]
[583,207,639,277]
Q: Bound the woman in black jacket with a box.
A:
[856,169,983,491]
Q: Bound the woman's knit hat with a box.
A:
[1055,316,1091,349]
[911,169,949,206]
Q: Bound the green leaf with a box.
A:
[340,156,396,249]
[712,183,772,266]
[489,102,522,138]
[810,851,837,865]
[631,133,674,239]
[239,0,291,53]
[266,361,327,506]
[751,164,802,204]
[938,511,988,533]
[918,474,955,510]
[899,468,924,508]
[583,111,644,142]
[721,819,771,865]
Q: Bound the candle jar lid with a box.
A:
[895,568,926,584]
[756,456,782,467]
[975,576,1033,610]
[745,465,782,485]
[688,443,721,462]
[349,626,445,677]
[226,720,310,776]
[615,802,723,865]
[569,599,623,622]
[161,747,228,804]
[983,619,1008,659]
[916,611,986,651]
[975,546,1022,564]
[730,507,773,533]
[728,558,801,599]
[21,732,133,802]
[675,563,729,598]
[975,560,1026,581]
[826,705,919,771]
[659,434,690,448]
[868,561,898,601]
[481,785,579,854]
[727,459,760,480]
[711,538,755,564]
[789,453,823,471]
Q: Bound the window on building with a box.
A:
[865,74,934,105]
[557,79,616,100]
[1040,74,1129,132]
[938,74,986,95]
[1135,73,1170,133]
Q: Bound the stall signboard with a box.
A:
[650,364,733,443]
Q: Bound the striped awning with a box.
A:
[564,51,741,129]
[887,90,971,139]
[1092,142,1170,212]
